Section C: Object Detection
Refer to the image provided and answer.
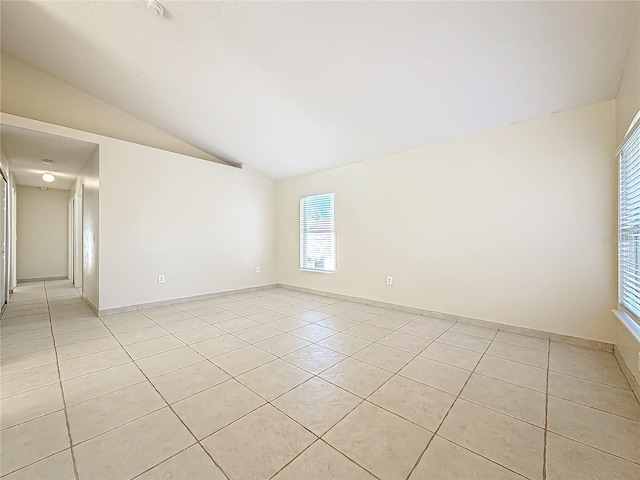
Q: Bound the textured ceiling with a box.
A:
[1,1,638,179]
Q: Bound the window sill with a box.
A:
[612,309,640,343]
[300,268,335,274]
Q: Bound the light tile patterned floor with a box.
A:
[1,281,639,480]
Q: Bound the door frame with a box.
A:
[72,188,83,291]
[0,172,8,306]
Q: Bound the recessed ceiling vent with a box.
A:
[147,0,164,17]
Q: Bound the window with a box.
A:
[619,124,640,320]
[300,193,335,272]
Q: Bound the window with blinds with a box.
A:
[619,124,640,321]
[300,193,335,272]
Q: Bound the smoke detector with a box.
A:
[147,0,164,17]
[42,159,53,165]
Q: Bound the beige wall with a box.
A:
[16,185,69,280]
[278,101,617,343]
[616,20,640,146]
[99,141,276,310]
[2,113,277,311]
[615,18,640,389]
[0,52,228,166]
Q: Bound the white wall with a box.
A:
[615,19,640,389]
[70,148,99,310]
[278,101,616,343]
[99,141,276,310]
[1,113,277,311]
[16,185,69,280]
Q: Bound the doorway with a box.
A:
[1,123,98,308]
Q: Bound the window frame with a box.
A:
[618,121,640,324]
[299,192,336,274]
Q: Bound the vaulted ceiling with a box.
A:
[1,1,638,179]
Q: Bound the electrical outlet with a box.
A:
[256,266,261,273]
[386,276,393,285]
[158,275,165,283]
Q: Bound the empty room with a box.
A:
[0,1,639,479]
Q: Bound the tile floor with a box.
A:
[1,281,639,480]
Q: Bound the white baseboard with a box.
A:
[614,347,640,403]
[277,284,614,352]
[98,284,278,316]
[17,276,68,283]
[83,295,99,315]
[98,281,614,353]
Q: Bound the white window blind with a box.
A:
[300,193,335,272]
[619,124,640,320]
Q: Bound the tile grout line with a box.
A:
[405,329,539,480]
[129,444,204,480]
[7,295,508,360]
[541,428,640,466]
[29,292,640,470]
[274,316,463,480]
[543,338,551,480]
[264,384,373,477]
[0,288,68,478]
[134,295,379,475]
[5,292,400,452]
[152,297,411,478]
[95,315,234,480]
[268,437,382,480]
[319,439,383,480]
[133,332,640,480]
[4,346,568,443]
[5,286,638,478]
[403,329,497,480]
[67,405,170,449]
[134,310,338,479]
[43,281,81,480]
[3,313,410,383]
[11,291,629,429]
[137,298,390,477]
[7,293,639,411]
[114,306,633,420]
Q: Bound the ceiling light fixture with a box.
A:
[42,159,53,165]
[147,0,164,17]
[42,173,55,183]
